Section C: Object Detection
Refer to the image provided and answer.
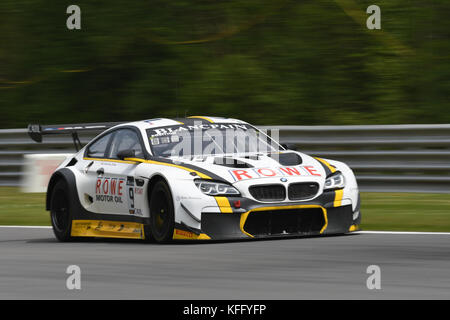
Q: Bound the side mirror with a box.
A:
[281,143,297,151]
[117,149,135,160]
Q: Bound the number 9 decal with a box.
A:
[128,187,135,214]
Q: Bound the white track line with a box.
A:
[357,231,450,235]
[0,225,52,229]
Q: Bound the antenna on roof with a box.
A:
[184,110,188,118]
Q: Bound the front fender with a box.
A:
[324,158,360,214]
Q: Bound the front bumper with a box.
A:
[173,191,360,240]
[199,204,355,240]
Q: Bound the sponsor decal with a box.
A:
[175,195,202,201]
[150,123,250,137]
[229,166,322,181]
[127,176,135,214]
[95,176,139,214]
[95,177,125,203]
[134,187,144,195]
[175,229,195,238]
[172,229,212,240]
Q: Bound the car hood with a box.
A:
[169,151,329,185]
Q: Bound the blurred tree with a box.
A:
[0,0,448,128]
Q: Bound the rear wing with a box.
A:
[27,122,124,151]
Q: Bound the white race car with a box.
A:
[28,116,361,243]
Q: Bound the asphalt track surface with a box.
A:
[0,227,449,299]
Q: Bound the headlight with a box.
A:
[324,172,345,190]
[194,180,240,196]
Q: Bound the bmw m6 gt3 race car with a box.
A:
[28,116,361,243]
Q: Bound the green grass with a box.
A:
[0,187,49,226]
[0,187,449,231]
[360,192,450,232]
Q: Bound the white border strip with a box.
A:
[357,231,450,235]
[0,225,52,229]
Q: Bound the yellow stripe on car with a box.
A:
[334,189,344,207]
[315,158,344,207]
[239,211,254,238]
[214,196,233,213]
[125,158,212,179]
[83,157,138,165]
[187,116,214,123]
[314,157,337,174]
[84,157,212,179]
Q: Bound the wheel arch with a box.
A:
[46,168,77,211]
[145,173,177,243]
[147,174,171,203]
[46,171,64,210]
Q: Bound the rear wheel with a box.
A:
[149,180,175,243]
[50,180,73,241]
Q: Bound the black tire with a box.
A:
[143,224,155,243]
[148,180,175,243]
[50,180,73,242]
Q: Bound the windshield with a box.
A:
[146,123,281,158]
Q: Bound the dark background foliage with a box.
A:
[0,0,448,127]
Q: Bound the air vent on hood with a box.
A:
[213,157,253,168]
[269,153,302,166]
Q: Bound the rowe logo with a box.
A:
[229,166,321,181]
[95,177,125,203]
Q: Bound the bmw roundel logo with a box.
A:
[280,177,288,182]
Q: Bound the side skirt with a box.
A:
[71,220,145,240]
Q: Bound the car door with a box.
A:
[81,131,116,214]
[93,128,146,216]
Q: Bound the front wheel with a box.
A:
[149,180,175,243]
[50,180,73,241]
